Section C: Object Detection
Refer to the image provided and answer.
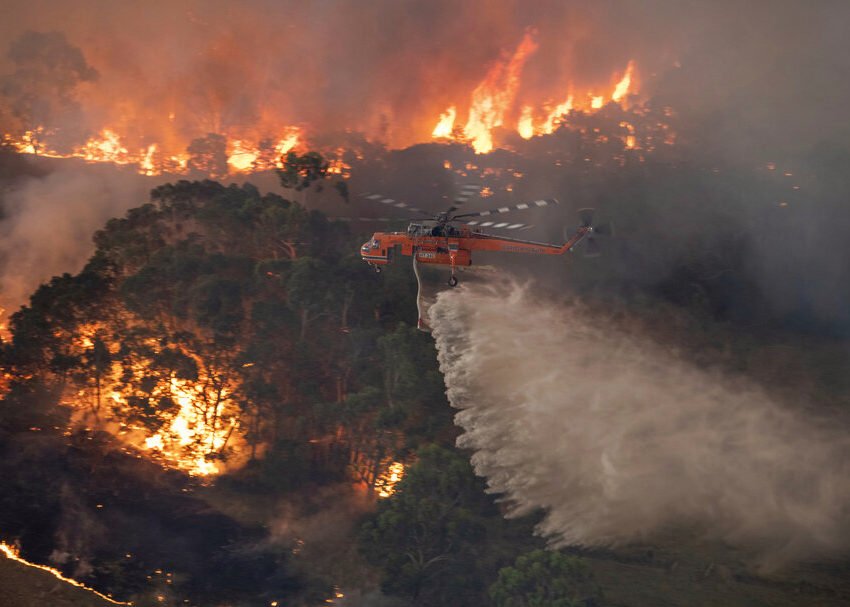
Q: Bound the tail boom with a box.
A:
[471,226,591,256]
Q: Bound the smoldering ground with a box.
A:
[429,280,850,568]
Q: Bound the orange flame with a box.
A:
[374,461,405,498]
[274,130,300,158]
[4,126,301,177]
[432,106,456,138]
[463,30,539,153]
[517,105,534,140]
[429,31,638,149]
[612,61,635,103]
[77,129,131,164]
[126,377,238,477]
[66,324,245,477]
[227,139,259,173]
[542,95,574,135]
[140,144,158,176]
[620,120,637,149]
[2,32,641,169]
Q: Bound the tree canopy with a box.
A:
[359,444,543,606]
[490,550,603,607]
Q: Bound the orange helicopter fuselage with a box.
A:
[360,223,590,270]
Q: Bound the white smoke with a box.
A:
[0,165,151,314]
[429,280,850,566]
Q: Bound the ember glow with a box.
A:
[0,541,131,605]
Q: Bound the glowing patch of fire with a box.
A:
[462,31,538,154]
[432,106,457,138]
[67,325,245,477]
[113,375,241,477]
[4,127,301,177]
[374,461,405,498]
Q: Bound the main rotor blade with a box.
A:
[360,193,432,217]
[453,183,482,206]
[453,198,559,220]
[593,221,614,236]
[333,216,405,222]
[446,183,482,213]
[463,220,534,230]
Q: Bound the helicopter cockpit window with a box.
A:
[371,239,380,249]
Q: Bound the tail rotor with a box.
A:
[573,208,613,257]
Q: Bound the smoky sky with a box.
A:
[1,0,850,323]
[0,164,151,313]
[1,0,848,150]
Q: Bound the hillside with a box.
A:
[2,141,850,605]
[0,548,122,607]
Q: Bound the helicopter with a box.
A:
[353,185,610,329]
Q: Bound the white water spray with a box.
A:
[429,281,850,565]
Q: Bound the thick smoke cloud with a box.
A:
[430,280,850,567]
[0,165,150,314]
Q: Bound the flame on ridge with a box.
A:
[612,61,635,102]
[1,31,641,169]
[431,35,639,151]
[517,105,534,139]
[4,127,301,177]
[542,96,574,135]
[0,541,131,605]
[463,30,539,154]
[432,106,457,138]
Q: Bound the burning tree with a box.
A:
[1,177,434,484]
[187,133,229,179]
[0,31,98,154]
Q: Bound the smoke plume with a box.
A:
[0,164,151,314]
[430,280,850,566]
